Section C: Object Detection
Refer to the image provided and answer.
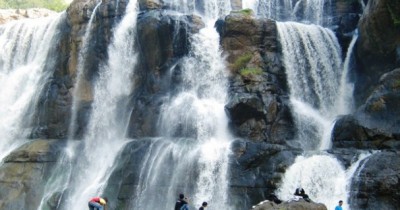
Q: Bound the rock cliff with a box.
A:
[0,0,399,209]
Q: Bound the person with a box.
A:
[293,187,311,202]
[175,193,185,210]
[180,197,190,210]
[335,200,343,210]
[88,196,107,210]
[199,201,208,210]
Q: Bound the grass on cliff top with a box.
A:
[0,0,68,12]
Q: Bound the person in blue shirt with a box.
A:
[335,200,343,210]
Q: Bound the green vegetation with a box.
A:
[233,53,252,71]
[368,98,386,112]
[0,0,68,12]
[393,79,400,89]
[387,3,400,27]
[239,8,253,16]
[239,67,263,76]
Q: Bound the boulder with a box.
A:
[349,151,400,210]
[251,199,327,210]
[0,140,65,209]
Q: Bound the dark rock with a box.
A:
[219,11,295,144]
[354,0,400,105]
[251,199,327,210]
[139,0,162,11]
[332,115,400,150]
[349,151,400,210]
[0,140,65,209]
[126,11,204,138]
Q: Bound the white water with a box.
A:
[337,32,358,115]
[277,22,342,150]
[132,1,232,209]
[258,0,294,20]
[163,0,231,20]
[68,0,103,138]
[276,153,372,210]
[62,0,139,209]
[250,0,331,25]
[38,145,75,210]
[276,18,366,210]
[0,14,62,161]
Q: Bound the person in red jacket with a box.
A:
[88,196,108,210]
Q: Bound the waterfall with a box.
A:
[163,0,231,20]
[68,0,103,139]
[275,16,364,210]
[258,0,294,21]
[337,32,358,115]
[251,0,332,25]
[242,0,258,11]
[275,153,372,210]
[61,0,139,209]
[37,146,75,210]
[0,14,63,161]
[277,21,342,150]
[131,1,232,209]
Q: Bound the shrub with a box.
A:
[233,53,252,71]
[240,67,263,76]
[0,0,68,12]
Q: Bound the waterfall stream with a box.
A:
[0,0,376,209]
[131,1,232,209]
[276,153,372,210]
[68,0,103,139]
[275,11,364,210]
[61,0,139,209]
[277,21,342,150]
[249,0,332,25]
[0,14,63,161]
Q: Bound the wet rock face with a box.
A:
[349,152,400,210]
[0,140,64,210]
[354,0,400,105]
[218,11,295,144]
[126,11,205,138]
[332,68,400,150]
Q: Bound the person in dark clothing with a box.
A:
[294,187,311,202]
[180,197,189,210]
[175,193,185,210]
[199,201,208,210]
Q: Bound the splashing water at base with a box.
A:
[276,153,372,210]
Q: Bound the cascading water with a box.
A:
[0,14,63,161]
[275,8,364,210]
[61,0,139,209]
[277,22,342,150]
[248,0,332,25]
[276,153,372,210]
[68,0,103,139]
[337,32,358,115]
[131,0,233,209]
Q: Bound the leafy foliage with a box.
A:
[239,8,253,16]
[0,0,68,12]
[239,67,263,76]
[233,53,252,71]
